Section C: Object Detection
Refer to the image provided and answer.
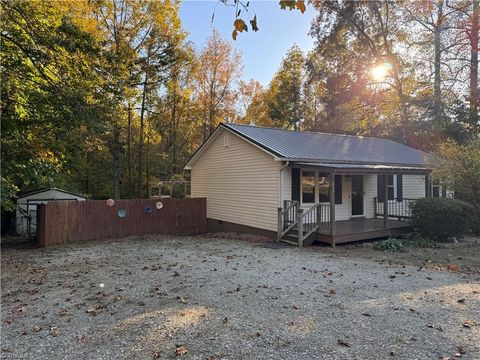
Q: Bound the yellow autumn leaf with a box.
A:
[295,1,306,13]
[234,18,247,32]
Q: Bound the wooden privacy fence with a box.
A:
[37,198,207,247]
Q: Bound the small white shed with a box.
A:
[16,188,87,236]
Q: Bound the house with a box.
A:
[185,123,446,246]
[16,188,87,236]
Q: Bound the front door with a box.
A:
[351,175,364,216]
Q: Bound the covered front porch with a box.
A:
[277,162,431,246]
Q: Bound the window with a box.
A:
[377,174,395,202]
[432,180,440,197]
[302,171,315,203]
[223,135,229,147]
[387,175,394,200]
[295,170,342,204]
[318,172,330,202]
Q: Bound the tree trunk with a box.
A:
[146,132,150,198]
[470,0,479,135]
[127,103,132,197]
[433,0,444,128]
[137,71,148,198]
[113,122,121,199]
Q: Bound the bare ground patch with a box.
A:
[1,235,479,359]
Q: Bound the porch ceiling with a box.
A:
[294,162,430,175]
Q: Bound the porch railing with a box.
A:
[374,197,416,220]
[278,202,331,246]
[277,200,299,241]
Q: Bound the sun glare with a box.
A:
[371,62,391,82]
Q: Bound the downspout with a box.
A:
[278,161,290,208]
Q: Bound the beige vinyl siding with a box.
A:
[403,175,426,198]
[363,174,377,218]
[334,175,351,220]
[191,128,280,231]
[281,166,291,205]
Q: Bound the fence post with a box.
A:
[277,207,283,242]
[297,208,304,247]
[37,204,46,247]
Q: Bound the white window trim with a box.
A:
[300,169,332,206]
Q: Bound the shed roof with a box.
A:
[17,187,87,200]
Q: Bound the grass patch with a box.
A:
[374,233,437,252]
[405,235,436,248]
[373,237,407,252]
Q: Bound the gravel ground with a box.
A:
[1,234,479,360]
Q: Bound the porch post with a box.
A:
[425,173,431,197]
[297,208,304,247]
[329,172,336,239]
[383,174,388,227]
[277,207,283,242]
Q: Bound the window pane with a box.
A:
[387,175,394,200]
[302,171,315,203]
[318,174,330,203]
[387,175,394,185]
[388,187,394,200]
[433,186,440,198]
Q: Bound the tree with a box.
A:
[91,0,181,198]
[1,0,112,208]
[193,30,243,141]
[265,45,305,130]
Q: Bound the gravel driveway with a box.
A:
[1,235,479,359]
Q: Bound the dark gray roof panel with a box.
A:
[224,123,428,167]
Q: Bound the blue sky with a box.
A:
[179,1,316,86]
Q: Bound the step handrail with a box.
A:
[277,200,299,241]
[300,203,322,244]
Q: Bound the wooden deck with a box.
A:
[315,218,411,245]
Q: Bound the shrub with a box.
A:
[374,237,407,252]
[410,198,473,241]
[467,207,480,236]
[405,234,435,248]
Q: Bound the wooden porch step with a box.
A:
[280,239,300,246]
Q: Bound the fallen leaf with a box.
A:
[175,346,187,356]
[463,320,477,328]
[86,308,97,316]
[457,298,466,304]
[32,325,41,332]
[153,351,161,359]
[337,339,352,347]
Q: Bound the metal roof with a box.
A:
[223,123,430,167]
[296,163,429,174]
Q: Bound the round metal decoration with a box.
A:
[105,199,115,207]
[144,207,152,214]
[156,201,163,210]
[117,208,127,218]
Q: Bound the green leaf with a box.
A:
[250,15,259,32]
